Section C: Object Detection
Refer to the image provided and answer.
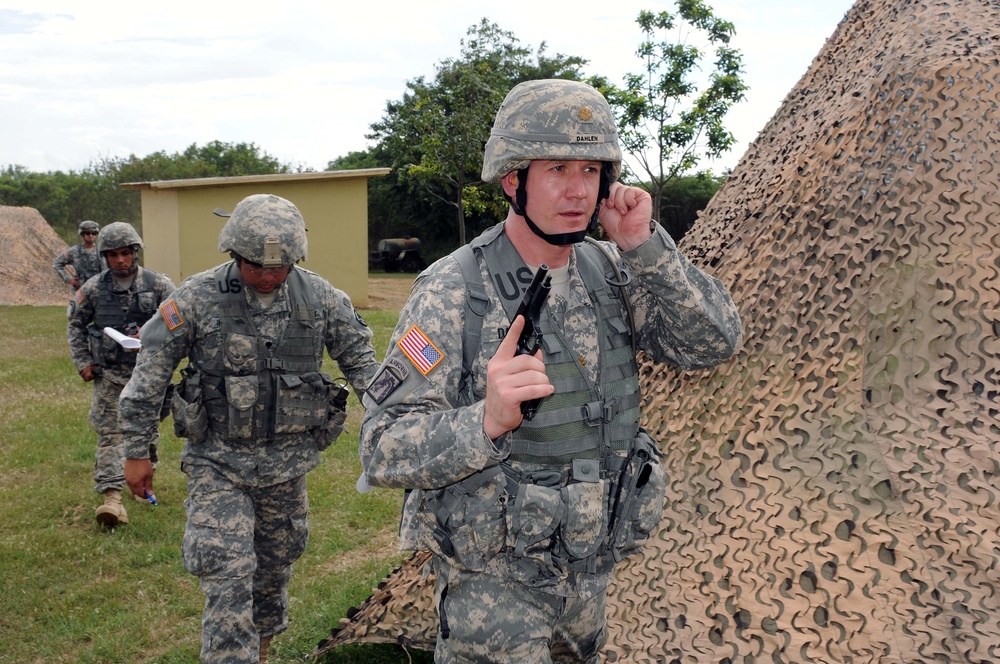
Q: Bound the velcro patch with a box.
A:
[398,325,443,375]
[366,357,411,405]
[159,299,185,331]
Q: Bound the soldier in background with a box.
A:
[119,194,379,664]
[67,221,175,527]
[359,79,743,662]
[54,220,105,290]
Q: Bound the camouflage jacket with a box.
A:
[54,243,105,285]
[119,262,379,487]
[359,223,743,585]
[67,267,176,385]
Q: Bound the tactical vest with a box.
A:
[76,246,104,284]
[89,268,162,368]
[440,226,654,583]
[197,263,335,443]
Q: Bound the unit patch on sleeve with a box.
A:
[159,299,185,331]
[366,357,411,405]
[397,325,444,375]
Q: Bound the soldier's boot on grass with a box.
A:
[95,489,129,526]
[259,635,272,664]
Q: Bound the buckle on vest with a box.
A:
[263,358,284,370]
[583,399,619,425]
[603,399,619,423]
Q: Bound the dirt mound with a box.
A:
[0,206,72,306]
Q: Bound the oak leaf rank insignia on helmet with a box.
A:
[217,193,308,267]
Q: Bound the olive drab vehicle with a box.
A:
[369,237,425,273]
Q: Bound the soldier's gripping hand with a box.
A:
[598,182,654,251]
[125,458,155,501]
[483,314,554,440]
[80,365,99,382]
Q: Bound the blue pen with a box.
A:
[144,489,159,506]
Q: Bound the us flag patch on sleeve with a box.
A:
[398,325,444,375]
[160,299,185,331]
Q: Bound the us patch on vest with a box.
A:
[159,299,184,331]
[366,357,411,405]
[398,325,443,375]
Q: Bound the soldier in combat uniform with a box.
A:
[119,194,379,664]
[359,79,743,662]
[67,221,175,527]
[54,220,105,291]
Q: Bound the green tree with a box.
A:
[656,170,726,241]
[180,140,291,177]
[368,19,587,248]
[0,165,95,242]
[1,142,292,244]
[602,1,746,222]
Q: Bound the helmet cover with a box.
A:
[217,193,308,266]
[97,221,143,253]
[78,220,100,235]
[482,79,622,182]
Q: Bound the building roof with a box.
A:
[120,168,391,190]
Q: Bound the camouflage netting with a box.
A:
[0,206,72,306]
[316,0,1000,660]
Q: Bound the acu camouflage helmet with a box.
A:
[218,193,308,267]
[78,220,100,236]
[481,79,622,182]
[97,221,144,252]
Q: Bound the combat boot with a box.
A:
[95,489,129,526]
[259,635,272,664]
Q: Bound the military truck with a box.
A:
[369,237,426,273]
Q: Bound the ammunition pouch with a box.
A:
[275,371,335,436]
[312,378,350,451]
[224,374,257,440]
[559,459,608,562]
[88,326,129,367]
[607,429,666,561]
[428,466,507,572]
[171,368,208,443]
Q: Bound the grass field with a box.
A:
[0,301,433,663]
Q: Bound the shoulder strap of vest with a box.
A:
[580,238,637,356]
[135,267,159,292]
[285,267,318,322]
[454,244,490,403]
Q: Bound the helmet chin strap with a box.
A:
[510,166,610,246]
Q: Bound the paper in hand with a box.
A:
[103,326,141,349]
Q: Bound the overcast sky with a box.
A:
[0,0,855,175]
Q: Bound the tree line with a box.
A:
[1,2,744,259]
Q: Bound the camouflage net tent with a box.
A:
[317,0,1000,660]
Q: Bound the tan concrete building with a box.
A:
[122,169,389,307]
